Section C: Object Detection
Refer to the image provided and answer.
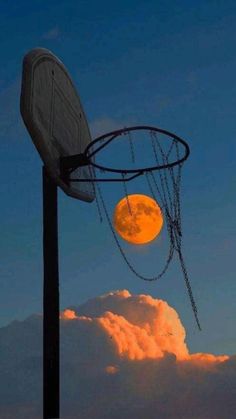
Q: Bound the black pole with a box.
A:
[43,166,60,418]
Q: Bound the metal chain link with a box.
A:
[122,173,132,215]
[151,131,174,218]
[177,249,201,330]
[127,130,135,163]
[89,166,103,223]
[146,171,176,276]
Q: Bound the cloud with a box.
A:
[0,290,235,418]
[42,27,60,40]
[89,117,130,138]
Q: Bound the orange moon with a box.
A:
[113,194,163,245]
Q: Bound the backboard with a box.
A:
[20,48,95,202]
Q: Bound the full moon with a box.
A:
[113,194,163,244]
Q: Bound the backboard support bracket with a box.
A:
[60,154,143,183]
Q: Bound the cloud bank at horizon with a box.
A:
[0,290,235,418]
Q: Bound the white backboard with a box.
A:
[20,48,95,202]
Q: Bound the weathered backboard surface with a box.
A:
[20,48,95,202]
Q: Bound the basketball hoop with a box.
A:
[60,125,189,181]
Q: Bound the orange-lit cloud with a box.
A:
[60,309,78,320]
[105,365,119,374]
[0,290,234,419]
[61,290,228,365]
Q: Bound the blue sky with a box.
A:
[0,0,236,356]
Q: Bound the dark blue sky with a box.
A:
[0,0,236,355]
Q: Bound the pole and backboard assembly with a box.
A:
[20,48,197,419]
[20,48,96,418]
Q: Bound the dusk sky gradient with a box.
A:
[1,0,236,371]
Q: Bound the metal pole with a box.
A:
[43,166,60,418]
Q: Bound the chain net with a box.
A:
[92,130,201,330]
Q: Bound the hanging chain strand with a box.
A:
[177,249,201,331]
[145,172,158,203]
[89,166,103,223]
[151,132,174,218]
[122,173,132,215]
[146,171,175,273]
[127,130,135,163]
[149,131,201,330]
